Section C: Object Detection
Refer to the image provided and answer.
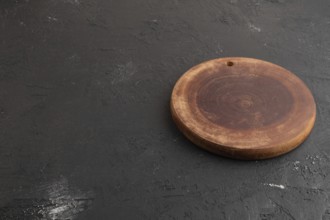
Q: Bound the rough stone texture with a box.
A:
[0,0,330,219]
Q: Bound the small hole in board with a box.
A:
[227,61,234,66]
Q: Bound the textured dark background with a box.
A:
[1,0,330,219]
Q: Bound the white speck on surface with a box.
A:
[293,161,300,170]
[264,183,285,189]
[248,23,261,32]
[305,155,321,165]
[48,16,58,22]
[48,205,70,216]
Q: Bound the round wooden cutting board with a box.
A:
[171,57,316,160]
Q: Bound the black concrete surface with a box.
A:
[1,0,330,219]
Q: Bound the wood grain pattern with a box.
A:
[171,57,316,160]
